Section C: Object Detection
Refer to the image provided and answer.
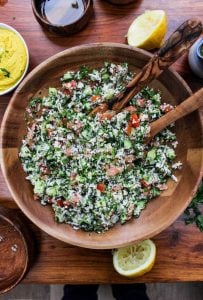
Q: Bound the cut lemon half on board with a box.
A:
[127,10,167,50]
[113,239,156,278]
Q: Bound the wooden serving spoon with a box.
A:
[146,88,203,143]
[90,19,202,115]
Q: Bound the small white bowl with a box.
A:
[0,23,29,96]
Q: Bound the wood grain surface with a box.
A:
[0,0,203,283]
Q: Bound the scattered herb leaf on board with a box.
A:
[184,183,203,231]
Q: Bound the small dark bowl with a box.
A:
[31,0,93,36]
[0,207,33,294]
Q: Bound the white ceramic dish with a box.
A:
[0,23,29,96]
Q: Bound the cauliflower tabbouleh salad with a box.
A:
[20,62,182,232]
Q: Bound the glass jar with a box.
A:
[188,38,203,79]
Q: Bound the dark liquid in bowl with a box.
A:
[200,44,203,58]
[40,0,86,26]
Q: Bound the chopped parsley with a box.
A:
[184,183,203,231]
[0,68,10,78]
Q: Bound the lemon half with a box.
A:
[113,239,156,278]
[127,10,167,50]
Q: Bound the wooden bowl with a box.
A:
[0,207,31,294]
[0,43,202,249]
[31,0,93,36]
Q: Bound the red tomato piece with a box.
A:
[97,183,106,192]
[124,106,137,112]
[140,180,149,188]
[106,166,123,177]
[57,199,64,207]
[99,111,115,121]
[130,113,140,128]
[66,147,73,156]
[124,122,132,135]
[91,95,100,101]
[137,98,146,107]
[70,80,77,88]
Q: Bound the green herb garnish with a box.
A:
[184,183,203,231]
[0,68,10,78]
[78,66,89,79]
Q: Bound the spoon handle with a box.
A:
[148,88,203,142]
[112,19,202,112]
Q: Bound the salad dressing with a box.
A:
[40,0,85,26]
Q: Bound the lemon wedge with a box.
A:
[127,10,167,50]
[113,239,156,278]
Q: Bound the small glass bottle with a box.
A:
[188,38,203,79]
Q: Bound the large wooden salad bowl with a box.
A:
[0,43,202,249]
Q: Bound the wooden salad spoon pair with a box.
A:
[91,19,203,142]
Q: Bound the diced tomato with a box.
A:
[99,110,115,121]
[140,179,149,188]
[63,89,71,95]
[70,80,77,88]
[63,82,71,89]
[70,172,77,181]
[130,113,140,128]
[106,166,123,177]
[91,95,100,101]
[157,184,168,191]
[74,120,84,133]
[137,98,146,107]
[71,194,80,205]
[27,123,36,140]
[48,198,54,204]
[47,128,53,137]
[91,103,108,115]
[66,121,74,129]
[124,122,132,135]
[164,105,173,113]
[125,155,136,163]
[66,148,73,156]
[97,183,106,192]
[126,203,135,220]
[160,104,173,113]
[124,106,137,112]
[111,185,122,192]
[63,195,80,208]
[57,199,64,207]
[39,164,50,175]
[63,80,77,90]
[63,194,80,207]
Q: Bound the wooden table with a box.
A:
[0,0,203,284]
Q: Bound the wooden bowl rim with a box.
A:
[0,207,29,294]
[0,43,203,249]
